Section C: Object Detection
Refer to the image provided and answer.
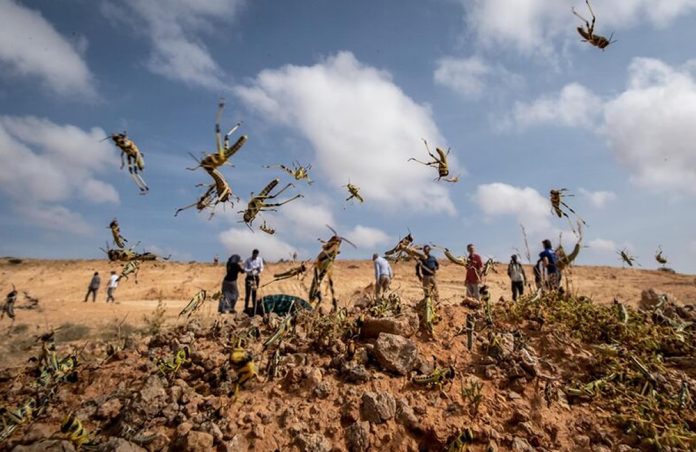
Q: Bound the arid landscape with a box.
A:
[1,258,695,451]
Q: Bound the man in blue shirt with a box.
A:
[539,239,560,290]
[416,245,439,300]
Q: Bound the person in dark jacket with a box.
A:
[415,245,439,300]
[539,239,560,290]
[84,272,100,302]
[221,255,243,313]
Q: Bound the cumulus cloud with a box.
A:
[0,116,119,234]
[434,56,521,98]
[0,0,95,97]
[219,228,297,262]
[461,0,696,56]
[473,183,550,233]
[602,58,696,195]
[235,51,457,214]
[579,188,616,208]
[346,225,390,250]
[507,83,603,130]
[111,0,244,90]
[588,238,617,253]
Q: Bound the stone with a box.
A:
[345,421,370,452]
[360,391,396,424]
[96,398,122,420]
[574,435,591,448]
[11,440,76,452]
[21,423,54,443]
[341,362,371,384]
[181,431,214,452]
[395,398,420,432]
[97,438,147,452]
[373,333,419,375]
[639,289,675,310]
[511,437,534,451]
[360,312,419,339]
[295,433,331,452]
[139,375,167,405]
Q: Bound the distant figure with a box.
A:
[507,255,527,301]
[244,249,264,315]
[106,271,119,303]
[213,255,219,265]
[221,254,243,314]
[373,253,393,299]
[533,257,546,290]
[540,239,560,290]
[292,252,298,262]
[1,286,17,321]
[84,272,100,303]
[416,245,439,300]
[465,244,483,300]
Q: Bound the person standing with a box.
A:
[540,239,559,290]
[416,245,439,300]
[243,249,264,315]
[373,253,393,299]
[84,272,100,303]
[465,244,484,300]
[1,286,17,321]
[106,271,119,303]
[507,255,527,301]
[221,254,243,314]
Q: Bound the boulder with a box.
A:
[361,391,396,424]
[360,312,419,339]
[295,433,331,452]
[345,422,370,452]
[373,333,419,375]
[181,431,214,452]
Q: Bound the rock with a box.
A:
[574,435,591,448]
[360,312,419,339]
[21,423,54,443]
[96,398,122,420]
[181,431,214,452]
[345,422,370,452]
[360,391,396,424]
[11,440,76,452]
[373,333,419,375]
[395,398,420,432]
[176,422,194,438]
[639,289,675,310]
[295,433,331,452]
[139,375,167,405]
[96,438,147,452]
[511,437,534,451]
[341,362,371,384]
[486,440,499,452]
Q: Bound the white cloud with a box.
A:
[579,188,616,208]
[461,0,696,56]
[0,116,119,234]
[588,238,617,253]
[508,83,603,130]
[602,58,696,195]
[473,183,550,233]
[434,56,522,99]
[278,197,337,240]
[235,51,457,214]
[0,0,95,97]
[346,225,390,250]
[112,0,244,90]
[219,228,297,262]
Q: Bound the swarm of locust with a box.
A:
[299,308,357,353]
[367,292,402,318]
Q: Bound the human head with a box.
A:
[542,239,552,250]
[252,249,259,258]
[372,253,378,261]
[423,245,431,255]
[111,270,116,275]
[467,244,475,254]
[94,272,99,276]
[511,255,518,263]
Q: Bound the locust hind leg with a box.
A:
[128,157,149,193]
[263,194,303,208]
[327,272,337,312]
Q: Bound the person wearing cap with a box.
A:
[373,253,393,299]
[415,245,439,300]
[507,255,527,301]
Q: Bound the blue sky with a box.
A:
[1,0,695,272]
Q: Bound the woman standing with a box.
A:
[220,254,243,314]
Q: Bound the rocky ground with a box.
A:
[1,259,695,451]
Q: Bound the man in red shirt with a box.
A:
[465,244,483,300]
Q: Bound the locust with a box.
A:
[549,188,586,228]
[61,413,92,448]
[482,258,497,277]
[565,373,617,398]
[308,226,356,309]
[187,99,247,173]
[105,132,149,193]
[265,345,282,381]
[466,313,475,351]
[108,218,128,248]
[408,139,459,182]
[418,293,437,337]
[119,260,141,284]
[442,247,469,266]
[259,220,275,235]
[261,262,309,288]
[265,161,313,185]
[0,398,37,442]
[157,346,190,375]
[617,248,638,267]
[263,301,296,349]
[240,178,303,228]
[446,428,474,452]
[572,0,616,50]
[344,182,364,203]
[178,290,208,318]
[174,183,216,217]
[384,231,414,258]
[557,224,583,271]
[412,363,456,389]
[655,246,668,266]
[230,347,258,396]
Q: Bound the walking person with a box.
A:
[220,254,243,314]
[373,253,393,299]
[84,272,100,302]
[1,286,17,321]
[243,249,264,315]
[465,244,484,300]
[539,239,560,291]
[106,271,119,303]
[416,245,439,300]
[507,255,527,301]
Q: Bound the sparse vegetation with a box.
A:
[142,293,167,336]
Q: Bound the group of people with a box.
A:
[219,249,265,315]
[83,271,121,303]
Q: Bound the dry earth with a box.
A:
[0,258,695,452]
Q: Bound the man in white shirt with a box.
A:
[106,271,119,303]
[373,253,393,299]
[243,249,264,315]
